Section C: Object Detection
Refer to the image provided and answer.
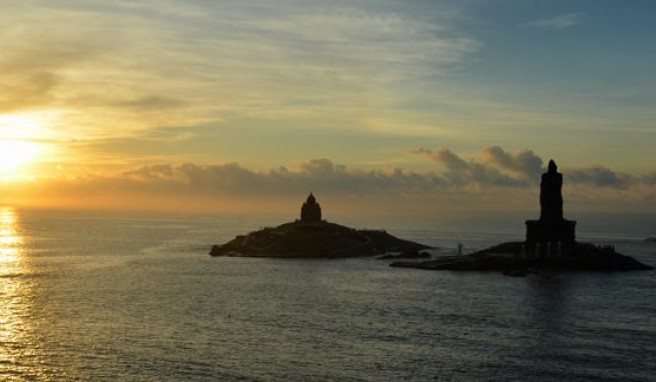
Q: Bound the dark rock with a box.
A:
[391,241,653,272]
[376,250,431,260]
[645,237,656,243]
[210,193,432,258]
[210,220,431,258]
[392,160,652,274]
[503,268,528,277]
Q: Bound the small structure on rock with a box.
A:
[210,193,431,258]
[525,160,576,256]
[300,192,322,223]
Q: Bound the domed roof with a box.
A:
[301,192,322,223]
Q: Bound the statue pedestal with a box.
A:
[525,219,576,244]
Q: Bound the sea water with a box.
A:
[0,208,654,381]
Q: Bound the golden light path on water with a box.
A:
[0,208,23,264]
[0,207,39,379]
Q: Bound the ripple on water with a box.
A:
[0,211,655,380]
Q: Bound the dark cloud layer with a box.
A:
[122,159,446,196]
[109,147,651,199]
[29,146,652,205]
[413,146,641,190]
[568,167,634,188]
[482,146,543,180]
[412,147,531,187]
[3,145,655,214]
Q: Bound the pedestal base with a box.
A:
[525,219,576,244]
[525,219,576,257]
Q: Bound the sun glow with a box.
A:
[0,113,53,179]
[0,140,41,173]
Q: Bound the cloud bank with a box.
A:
[3,146,654,215]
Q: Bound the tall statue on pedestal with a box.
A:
[526,159,576,254]
[540,160,563,221]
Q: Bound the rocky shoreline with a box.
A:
[210,193,432,258]
[389,160,653,275]
[210,220,431,258]
[391,241,653,273]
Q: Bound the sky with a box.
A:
[0,0,655,217]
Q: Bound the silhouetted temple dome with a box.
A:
[300,192,322,223]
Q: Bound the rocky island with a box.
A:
[210,193,431,258]
[392,160,653,274]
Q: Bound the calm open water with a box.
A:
[0,208,654,381]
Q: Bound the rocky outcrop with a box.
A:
[376,250,431,260]
[390,241,653,273]
[210,220,431,258]
[391,160,653,274]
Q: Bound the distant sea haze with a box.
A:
[0,209,653,380]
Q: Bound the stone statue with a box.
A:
[526,159,576,249]
[540,160,563,221]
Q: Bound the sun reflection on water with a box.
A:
[0,207,25,269]
[0,207,39,379]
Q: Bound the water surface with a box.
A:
[0,208,654,380]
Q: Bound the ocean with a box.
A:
[0,207,654,381]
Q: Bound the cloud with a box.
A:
[481,146,543,180]
[567,166,634,188]
[4,146,656,214]
[642,171,656,185]
[122,159,446,196]
[98,148,646,202]
[522,13,583,30]
[0,71,62,112]
[113,95,187,110]
[411,146,649,192]
[412,147,531,187]
[0,1,479,139]
[0,12,113,113]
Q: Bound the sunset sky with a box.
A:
[0,1,655,216]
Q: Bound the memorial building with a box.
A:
[300,192,322,223]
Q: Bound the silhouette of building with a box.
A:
[525,160,576,255]
[300,192,322,223]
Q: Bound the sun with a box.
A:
[0,140,40,173]
[0,113,51,179]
